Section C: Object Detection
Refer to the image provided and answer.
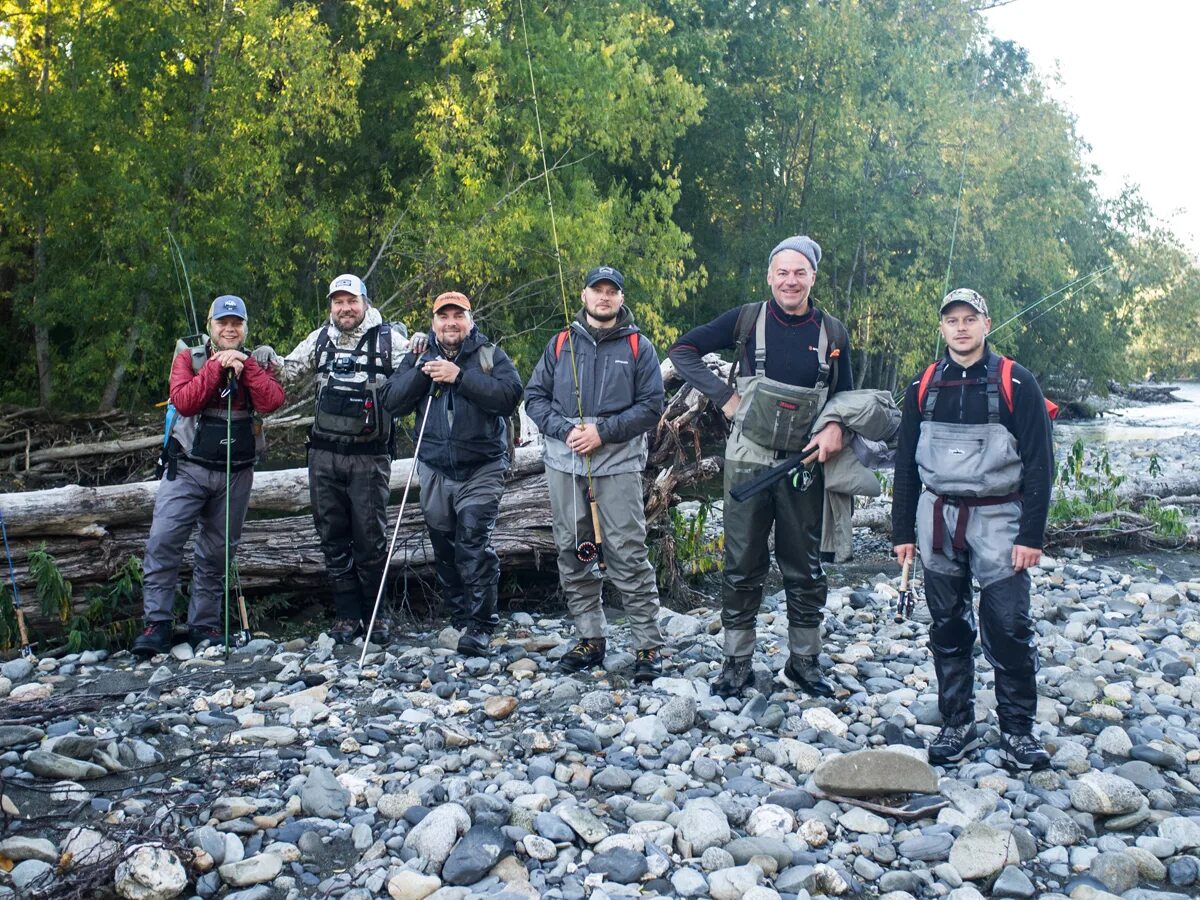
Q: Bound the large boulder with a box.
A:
[813,749,938,798]
[114,846,187,900]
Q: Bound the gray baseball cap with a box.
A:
[939,288,989,316]
[210,295,247,320]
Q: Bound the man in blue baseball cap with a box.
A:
[133,295,284,657]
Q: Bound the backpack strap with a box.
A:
[628,334,639,361]
[479,342,495,375]
[377,323,393,377]
[984,355,1002,424]
[553,329,570,360]
[727,302,764,388]
[814,317,831,388]
[313,328,334,372]
[918,359,947,421]
[998,356,1015,415]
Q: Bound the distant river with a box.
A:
[1057,383,1200,444]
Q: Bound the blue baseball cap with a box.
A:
[584,265,624,291]
[210,295,247,320]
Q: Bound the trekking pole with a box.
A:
[359,386,438,667]
[0,507,33,659]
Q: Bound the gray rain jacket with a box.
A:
[524,307,664,477]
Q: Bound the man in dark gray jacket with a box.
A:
[380,291,523,659]
[525,266,665,683]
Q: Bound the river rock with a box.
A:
[992,865,1037,899]
[232,726,298,745]
[24,750,108,780]
[589,847,649,884]
[949,823,1020,880]
[0,836,57,863]
[300,766,350,818]
[708,863,763,900]
[1089,851,1139,894]
[442,824,513,885]
[1069,771,1145,815]
[745,804,795,837]
[813,749,938,797]
[114,845,187,900]
[0,725,45,748]
[12,860,53,893]
[837,806,891,834]
[218,853,283,887]
[387,871,441,900]
[484,695,517,719]
[676,797,731,856]
[1159,816,1200,851]
[404,803,471,870]
[554,802,610,843]
[658,695,697,733]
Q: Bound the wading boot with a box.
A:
[188,625,228,649]
[329,618,364,645]
[558,638,606,674]
[998,731,1051,772]
[927,723,982,765]
[132,621,174,658]
[780,654,835,698]
[457,627,492,659]
[633,647,662,684]
[712,656,753,698]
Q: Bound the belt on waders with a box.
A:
[931,490,1022,556]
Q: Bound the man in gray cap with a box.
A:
[133,295,285,657]
[668,236,852,698]
[525,265,666,683]
[255,274,419,644]
[892,288,1054,771]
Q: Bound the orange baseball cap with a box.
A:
[432,291,471,313]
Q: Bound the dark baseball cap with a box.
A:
[584,265,624,291]
[210,295,247,320]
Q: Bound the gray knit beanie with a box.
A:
[768,235,821,270]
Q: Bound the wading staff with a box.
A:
[359,384,438,667]
[0,507,33,658]
[895,557,915,623]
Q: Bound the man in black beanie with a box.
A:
[669,236,853,698]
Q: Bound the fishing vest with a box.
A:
[727,302,837,456]
[309,324,394,454]
[914,356,1023,557]
[159,341,263,480]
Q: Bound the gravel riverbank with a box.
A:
[2,542,1200,900]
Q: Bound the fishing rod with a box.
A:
[517,0,607,570]
[989,265,1113,337]
[167,229,203,344]
[0,507,34,658]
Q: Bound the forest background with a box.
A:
[3,0,1198,415]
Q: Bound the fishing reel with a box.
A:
[575,541,599,564]
[894,591,915,623]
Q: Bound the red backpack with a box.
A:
[917,356,1059,421]
[553,329,640,361]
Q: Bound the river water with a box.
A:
[1058,382,1200,444]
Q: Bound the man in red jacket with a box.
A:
[133,295,284,657]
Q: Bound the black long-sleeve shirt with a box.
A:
[667,298,853,406]
[891,348,1054,549]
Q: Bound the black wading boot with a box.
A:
[928,723,982,765]
[712,656,753,698]
[633,647,662,684]
[780,654,835,698]
[558,638,606,674]
[132,621,174,658]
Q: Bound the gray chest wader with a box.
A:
[721,303,832,660]
[726,303,831,462]
[915,358,1023,585]
[914,358,1040,737]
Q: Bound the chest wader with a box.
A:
[721,303,832,668]
[307,325,395,635]
[914,356,1039,736]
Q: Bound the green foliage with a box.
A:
[666,502,724,578]
[0,0,1196,408]
[0,585,20,652]
[27,545,72,625]
[68,556,144,653]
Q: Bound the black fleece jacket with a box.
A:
[667,298,853,406]
[891,348,1054,549]
[379,327,523,480]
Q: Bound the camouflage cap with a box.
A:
[939,288,988,317]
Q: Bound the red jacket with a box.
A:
[169,348,285,416]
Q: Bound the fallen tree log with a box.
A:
[1106,381,1184,403]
